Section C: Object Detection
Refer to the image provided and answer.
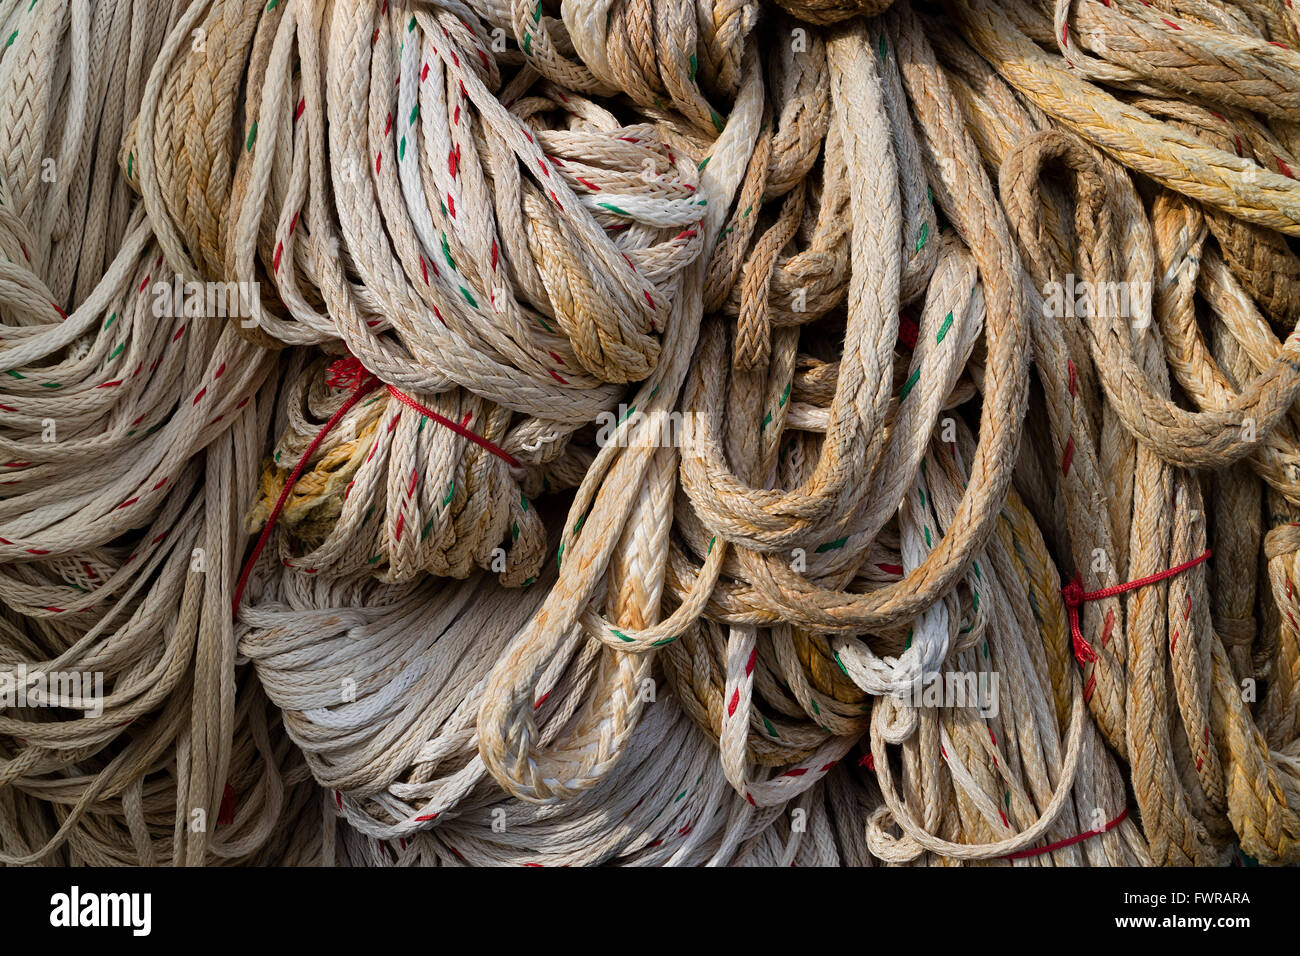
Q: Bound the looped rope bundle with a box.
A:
[465,6,1152,866]
[942,0,1300,863]
[123,0,726,589]
[0,0,323,865]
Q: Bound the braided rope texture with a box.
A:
[0,0,1296,868]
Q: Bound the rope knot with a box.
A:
[326,356,375,392]
[1062,576,1099,665]
[1058,550,1211,671]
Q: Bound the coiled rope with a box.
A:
[4,0,1300,868]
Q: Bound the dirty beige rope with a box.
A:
[1001,126,1300,864]
[660,11,1028,650]
[949,0,1300,236]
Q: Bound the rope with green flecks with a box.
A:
[11,0,1300,869]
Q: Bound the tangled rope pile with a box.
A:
[2,0,1299,867]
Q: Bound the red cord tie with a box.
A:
[232,356,520,615]
[1062,549,1211,666]
[385,386,521,469]
[324,360,522,469]
[1003,807,1129,861]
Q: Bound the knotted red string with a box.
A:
[326,355,373,391]
[232,358,379,615]
[1062,549,1211,665]
[232,356,520,616]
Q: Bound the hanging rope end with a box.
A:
[1062,577,1099,665]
